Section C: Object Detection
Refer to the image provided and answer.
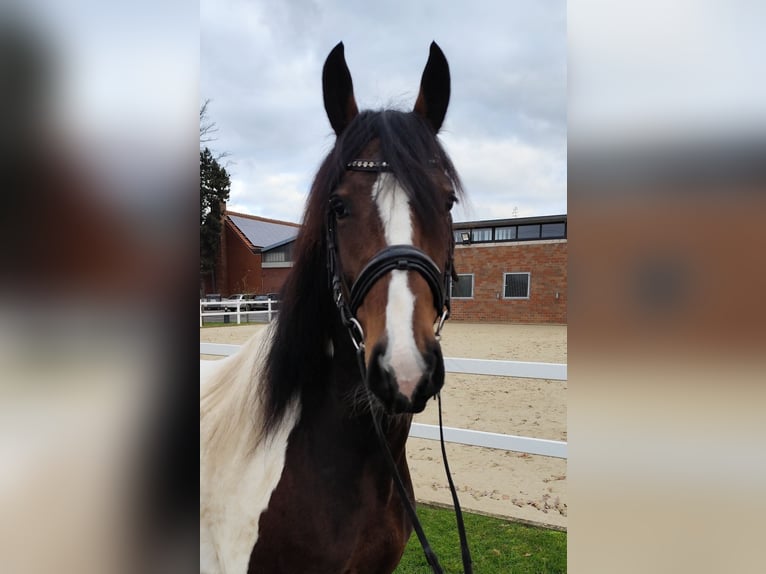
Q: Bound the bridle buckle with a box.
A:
[347,317,365,352]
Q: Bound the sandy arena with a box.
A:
[200,322,567,530]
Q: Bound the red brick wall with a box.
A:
[261,267,292,294]
[222,224,262,295]
[449,240,567,324]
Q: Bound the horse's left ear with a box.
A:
[322,42,359,136]
[414,42,451,133]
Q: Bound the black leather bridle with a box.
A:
[327,159,453,349]
[325,159,472,574]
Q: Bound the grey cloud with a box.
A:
[202,0,567,223]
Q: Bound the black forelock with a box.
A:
[331,110,463,221]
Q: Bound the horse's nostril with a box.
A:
[365,341,394,406]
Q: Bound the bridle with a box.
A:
[326,159,473,574]
[326,159,453,352]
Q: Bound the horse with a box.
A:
[200,41,464,574]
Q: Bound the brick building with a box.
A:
[205,209,567,324]
[202,210,300,297]
[450,215,567,324]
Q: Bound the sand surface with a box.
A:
[200,322,567,529]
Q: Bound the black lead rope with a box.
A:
[355,349,444,573]
[355,345,473,574]
[357,354,444,574]
[438,393,473,573]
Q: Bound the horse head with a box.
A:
[322,42,460,414]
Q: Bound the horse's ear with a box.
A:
[322,42,359,136]
[414,42,451,133]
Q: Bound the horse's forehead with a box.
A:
[359,139,382,156]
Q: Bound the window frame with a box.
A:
[450,273,475,299]
[502,272,531,299]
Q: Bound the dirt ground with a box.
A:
[200,322,567,529]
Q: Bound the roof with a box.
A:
[453,214,567,229]
[226,212,300,251]
[225,211,567,250]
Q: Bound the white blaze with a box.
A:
[374,174,426,392]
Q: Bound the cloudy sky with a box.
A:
[200,0,566,224]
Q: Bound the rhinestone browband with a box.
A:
[346,160,391,172]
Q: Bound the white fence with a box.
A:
[200,341,567,459]
[200,299,278,326]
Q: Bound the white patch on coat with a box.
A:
[200,328,300,574]
[373,174,425,396]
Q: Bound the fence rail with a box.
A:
[200,299,278,326]
[200,342,567,459]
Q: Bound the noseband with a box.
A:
[350,245,447,319]
[327,159,454,351]
[325,159,472,574]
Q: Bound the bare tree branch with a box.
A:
[200,98,219,144]
[200,99,232,165]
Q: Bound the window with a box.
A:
[541,222,566,239]
[451,219,566,244]
[451,274,474,298]
[494,226,516,241]
[517,225,541,240]
[263,251,285,263]
[263,243,293,263]
[471,228,492,242]
[503,272,530,299]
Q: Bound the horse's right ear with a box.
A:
[322,42,359,136]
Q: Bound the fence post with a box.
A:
[267,300,272,322]
[200,301,203,327]
[237,302,241,325]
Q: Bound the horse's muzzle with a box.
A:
[366,338,445,414]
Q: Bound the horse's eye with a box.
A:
[446,193,457,211]
[329,196,350,219]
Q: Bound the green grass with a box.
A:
[394,505,566,573]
